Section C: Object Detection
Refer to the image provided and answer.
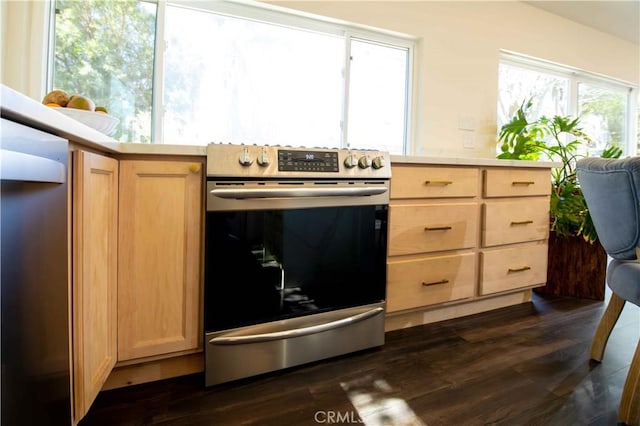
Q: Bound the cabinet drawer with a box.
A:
[388,203,478,256]
[484,168,550,197]
[482,198,550,247]
[387,253,476,312]
[391,166,479,199]
[480,243,548,295]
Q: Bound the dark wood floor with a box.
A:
[81,293,639,426]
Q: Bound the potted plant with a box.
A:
[497,99,622,299]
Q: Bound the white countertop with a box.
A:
[1,85,205,156]
[1,84,558,167]
[391,154,559,168]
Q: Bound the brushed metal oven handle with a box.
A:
[210,186,388,199]
[208,307,384,345]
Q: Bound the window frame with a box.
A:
[499,50,639,156]
[151,0,416,153]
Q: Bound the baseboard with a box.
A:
[384,290,532,331]
[102,353,204,391]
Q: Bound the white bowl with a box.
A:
[56,107,120,136]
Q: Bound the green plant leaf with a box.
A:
[496,98,621,244]
[602,145,623,159]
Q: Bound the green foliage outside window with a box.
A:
[53,0,156,142]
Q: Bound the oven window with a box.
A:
[205,205,388,332]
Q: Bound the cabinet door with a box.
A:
[388,203,479,256]
[118,160,202,361]
[482,198,550,247]
[391,166,479,199]
[387,253,476,312]
[72,151,118,421]
[480,242,548,295]
[483,168,551,197]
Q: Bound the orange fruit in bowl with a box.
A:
[67,95,95,111]
[46,102,61,107]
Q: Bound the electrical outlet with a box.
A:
[458,115,476,131]
[462,131,475,149]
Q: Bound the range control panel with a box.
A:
[207,143,391,179]
[278,150,339,173]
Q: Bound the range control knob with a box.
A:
[344,153,358,169]
[239,147,254,167]
[257,149,270,167]
[372,156,386,169]
[358,155,372,169]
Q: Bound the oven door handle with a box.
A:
[210,186,387,199]
[208,307,384,345]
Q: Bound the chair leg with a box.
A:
[590,293,626,362]
[619,338,640,425]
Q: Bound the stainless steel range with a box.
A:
[204,143,390,386]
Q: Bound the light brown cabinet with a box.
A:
[387,165,480,313]
[480,243,548,295]
[483,168,551,197]
[71,150,118,422]
[389,203,478,255]
[386,163,552,327]
[117,159,203,361]
[390,165,479,198]
[479,168,550,295]
[387,253,476,311]
[482,198,550,247]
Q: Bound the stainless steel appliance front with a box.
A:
[205,144,390,386]
[1,119,71,424]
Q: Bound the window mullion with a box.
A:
[341,32,352,149]
[569,77,579,118]
[627,89,638,155]
[403,43,413,155]
[151,0,166,144]
[45,0,56,94]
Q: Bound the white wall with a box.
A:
[1,0,50,102]
[2,0,638,157]
[269,1,640,158]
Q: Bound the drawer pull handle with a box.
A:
[425,180,453,185]
[422,279,449,287]
[424,226,452,231]
[510,220,534,226]
[512,181,535,186]
[508,266,531,273]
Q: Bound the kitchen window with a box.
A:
[498,52,638,156]
[50,0,157,143]
[49,0,414,154]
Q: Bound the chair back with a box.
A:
[576,157,640,260]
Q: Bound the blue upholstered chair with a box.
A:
[576,157,640,425]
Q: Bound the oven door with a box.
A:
[205,198,387,333]
[204,180,388,385]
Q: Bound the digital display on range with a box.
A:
[278,150,339,172]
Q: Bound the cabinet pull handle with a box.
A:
[510,220,534,226]
[189,163,201,173]
[422,279,449,287]
[424,226,452,231]
[508,266,531,273]
[512,181,535,186]
[425,180,453,185]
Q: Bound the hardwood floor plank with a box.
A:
[80,294,639,426]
